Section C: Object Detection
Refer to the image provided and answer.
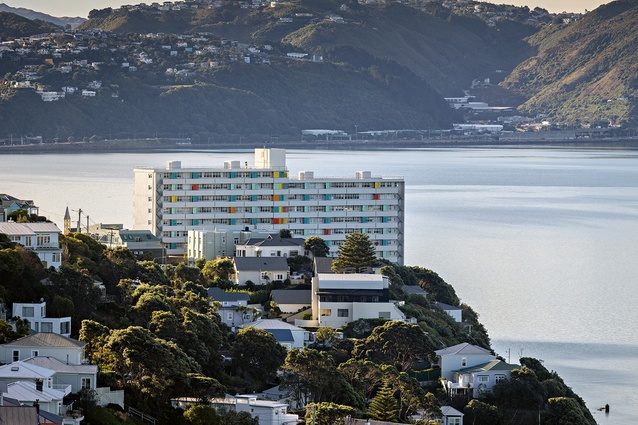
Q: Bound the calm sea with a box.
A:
[2,147,637,423]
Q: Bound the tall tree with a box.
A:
[304,236,330,258]
[331,232,378,273]
[368,381,398,422]
[353,321,435,371]
[231,327,286,390]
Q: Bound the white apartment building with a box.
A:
[134,148,405,263]
[11,302,71,337]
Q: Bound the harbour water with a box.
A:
[2,147,637,423]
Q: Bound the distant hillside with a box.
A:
[502,0,638,126]
[0,3,85,28]
[0,59,458,142]
[0,11,60,39]
[80,0,536,95]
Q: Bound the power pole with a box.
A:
[77,209,82,234]
[86,215,90,234]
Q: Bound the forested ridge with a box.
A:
[0,230,596,424]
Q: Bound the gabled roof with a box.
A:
[271,289,311,305]
[3,332,86,348]
[435,301,462,311]
[435,342,492,357]
[23,356,98,374]
[242,234,305,248]
[268,329,294,343]
[250,319,306,332]
[458,359,519,374]
[442,405,464,417]
[0,361,56,380]
[0,406,40,425]
[402,285,428,296]
[314,257,334,274]
[208,287,250,302]
[233,257,289,271]
[0,222,60,235]
[5,380,66,403]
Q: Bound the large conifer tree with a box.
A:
[331,232,378,273]
[368,381,398,422]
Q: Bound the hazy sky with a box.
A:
[1,0,613,18]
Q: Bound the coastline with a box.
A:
[1,135,638,154]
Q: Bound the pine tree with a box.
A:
[368,381,398,422]
[331,232,378,273]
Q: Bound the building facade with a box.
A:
[0,222,62,269]
[134,148,404,263]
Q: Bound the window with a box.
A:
[378,312,391,319]
[31,350,39,357]
[81,377,92,390]
[12,350,19,362]
[41,322,53,333]
[495,374,506,384]
[461,357,467,367]
[320,309,332,317]
[227,312,234,321]
[60,321,70,335]
[478,375,489,383]
[448,418,461,425]
[21,306,34,317]
[337,309,349,318]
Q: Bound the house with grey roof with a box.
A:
[434,342,495,381]
[23,356,97,393]
[0,221,62,269]
[270,290,311,314]
[247,319,311,349]
[0,333,87,365]
[0,193,39,221]
[443,359,519,399]
[208,287,258,329]
[236,234,306,259]
[435,301,463,323]
[232,257,289,286]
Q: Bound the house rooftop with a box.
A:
[0,406,40,425]
[314,257,334,274]
[317,273,387,290]
[23,356,98,373]
[271,289,311,305]
[249,319,306,332]
[435,342,492,357]
[207,287,250,302]
[459,359,519,374]
[233,257,289,271]
[402,285,428,296]
[2,332,86,348]
[242,234,305,248]
[435,301,462,311]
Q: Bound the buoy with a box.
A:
[605,404,610,414]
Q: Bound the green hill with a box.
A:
[501,0,638,126]
[0,11,60,39]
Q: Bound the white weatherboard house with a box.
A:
[134,148,405,263]
[232,257,289,286]
[0,333,87,365]
[435,343,495,381]
[303,273,405,328]
[0,221,63,269]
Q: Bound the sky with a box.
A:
[1,0,614,18]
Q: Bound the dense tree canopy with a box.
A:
[331,232,378,273]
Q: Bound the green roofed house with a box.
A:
[443,359,519,399]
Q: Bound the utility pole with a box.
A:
[77,209,82,234]
[86,215,90,234]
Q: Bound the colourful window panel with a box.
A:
[192,172,199,179]
[325,217,331,223]
[325,194,331,200]
[273,194,280,201]
[192,219,199,225]
[192,184,199,190]
[373,194,380,200]
[362,217,368,223]
[230,195,236,202]
[230,172,236,178]
[252,218,258,225]
[324,229,331,235]
[171,196,177,202]
[304,194,310,201]
[374,182,380,188]
[230,219,236,225]
[230,207,236,213]
[252,195,258,201]
[303,218,310,224]
[193,196,199,202]
[252,172,258,178]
